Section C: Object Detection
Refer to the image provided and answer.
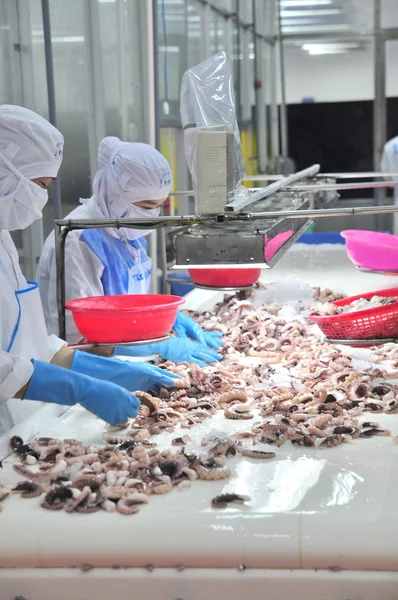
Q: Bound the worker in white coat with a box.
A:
[37,136,223,367]
[380,135,398,234]
[0,105,181,436]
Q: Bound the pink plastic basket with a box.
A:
[341,230,398,272]
[308,287,398,341]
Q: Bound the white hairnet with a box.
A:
[92,136,172,220]
[0,105,64,189]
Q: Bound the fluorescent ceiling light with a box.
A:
[280,9,342,17]
[172,264,269,270]
[307,48,348,54]
[280,0,332,5]
[158,45,180,52]
[282,23,351,32]
[282,18,333,25]
[302,42,361,54]
[31,31,84,42]
[165,15,200,21]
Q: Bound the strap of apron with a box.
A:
[6,283,39,352]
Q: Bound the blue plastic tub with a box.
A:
[296,231,389,245]
[167,270,194,297]
[296,232,345,245]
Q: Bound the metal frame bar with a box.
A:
[240,0,252,123]
[41,0,62,221]
[197,0,275,43]
[252,0,267,174]
[244,171,398,181]
[143,0,158,294]
[152,0,168,295]
[282,27,398,43]
[116,0,129,140]
[277,0,288,157]
[235,181,398,193]
[13,0,44,280]
[235,0,242,125]
[55,201,398,340]
[373,0,387,231]
[83,0,106,182]
[226,164,320,211]
[200,1,211,60]
[2,0,21,103]
[269,0,280,161]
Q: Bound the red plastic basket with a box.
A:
[308,287,398,341]
[65,294,184,344]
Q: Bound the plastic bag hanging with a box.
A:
[180,51,250,215]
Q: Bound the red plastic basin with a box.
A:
[188,268,261,288]
[65,294,184,344]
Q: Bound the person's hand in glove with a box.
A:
[25,359,140,425]
[173,312,224,350]
[115,337,222,368]
[70,350,180,392]
[200,330,224,350]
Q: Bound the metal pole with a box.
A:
[83,0,106,181]
[159,226,169,294]
[240,0,251,123]
[277,0,288,157]
[54,195,398,233]
[41,0,62,220]
[116,0,129,140]
[145,0,158,293]
[252,0,267,173]
[152,0,160,151]
[174,1,191,216]
[56,223,68,340]
[269,0,280,161]
[235,0,241,125]
[201,2,211,60]
[16,0,44,279]
[373,0,387,231]
[373,1,386,165]
[153,0,168,294]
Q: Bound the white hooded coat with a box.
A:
[0,104,65,435]
[380,135,398,235]
[37,137,172,344]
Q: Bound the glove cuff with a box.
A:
[114,344,159,357]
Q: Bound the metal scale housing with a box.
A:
[174,179,339,268]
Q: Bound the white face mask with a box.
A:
[116,202,161,242]
[0,152,49,231]
[0,177,48,231]
[128,203,161,219]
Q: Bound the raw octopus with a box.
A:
[310,294,398,316]
[1,283,398,514]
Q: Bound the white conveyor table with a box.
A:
[1,244,398,600]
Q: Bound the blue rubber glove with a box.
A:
[201,330,224,350]
[115,337,222,368]
[70,350,180,392]
[25,360,140,425]
[173,312,207,345]
[173,312,224,350]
